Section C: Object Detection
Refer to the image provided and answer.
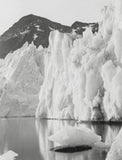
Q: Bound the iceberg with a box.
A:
[0,150,18,160]
[49,126,101,146]
[36,120,111,159]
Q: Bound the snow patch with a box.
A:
[20,30,30,35]
[33,34,38,40]
[35,25,44,32]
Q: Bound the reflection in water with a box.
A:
[106,127,122,160]
[0,118,121,160]
[0,118,41,160]
[0,119,8,154]
[36,120,122,160]
[35,120,49,160]
[105,125,121,145]
[91,124,106,140]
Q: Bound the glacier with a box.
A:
[0,0,122,120]
[36,0,122,121]
[0,42,44,117]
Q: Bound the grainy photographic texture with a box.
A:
[0,0,122,160]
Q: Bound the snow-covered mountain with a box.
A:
[0,14,98,58]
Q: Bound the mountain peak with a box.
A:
[0,15,98,58]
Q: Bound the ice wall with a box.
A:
[0,43,44,117]
[36,0,122,121]
[36,29,105,120]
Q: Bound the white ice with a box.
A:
[35,0,122,121]
[49,126,101,146]
[0,150,18,160]
[0,42,45,117]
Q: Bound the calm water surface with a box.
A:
[0,118,121,160]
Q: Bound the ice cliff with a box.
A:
[0,42,44,117]
[0,0,122,120]
[36,0,122,121]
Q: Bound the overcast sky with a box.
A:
[0,0,108,35]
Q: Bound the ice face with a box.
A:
[36,0,122,121]
[0,42,44,117]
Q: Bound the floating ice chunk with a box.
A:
[0,150,18,160]
[94,141,110,150]
[49,126,101,146]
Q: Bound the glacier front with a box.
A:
[36,0,122,121]
[0,42,44,117]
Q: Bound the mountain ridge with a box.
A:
[0,14,98,58]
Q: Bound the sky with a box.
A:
[0,0,108,35]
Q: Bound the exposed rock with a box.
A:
[71,21,99,34]
[0,14,98,58]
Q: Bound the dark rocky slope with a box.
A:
[0,14,98,58]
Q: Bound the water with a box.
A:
[0,118,121,160]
